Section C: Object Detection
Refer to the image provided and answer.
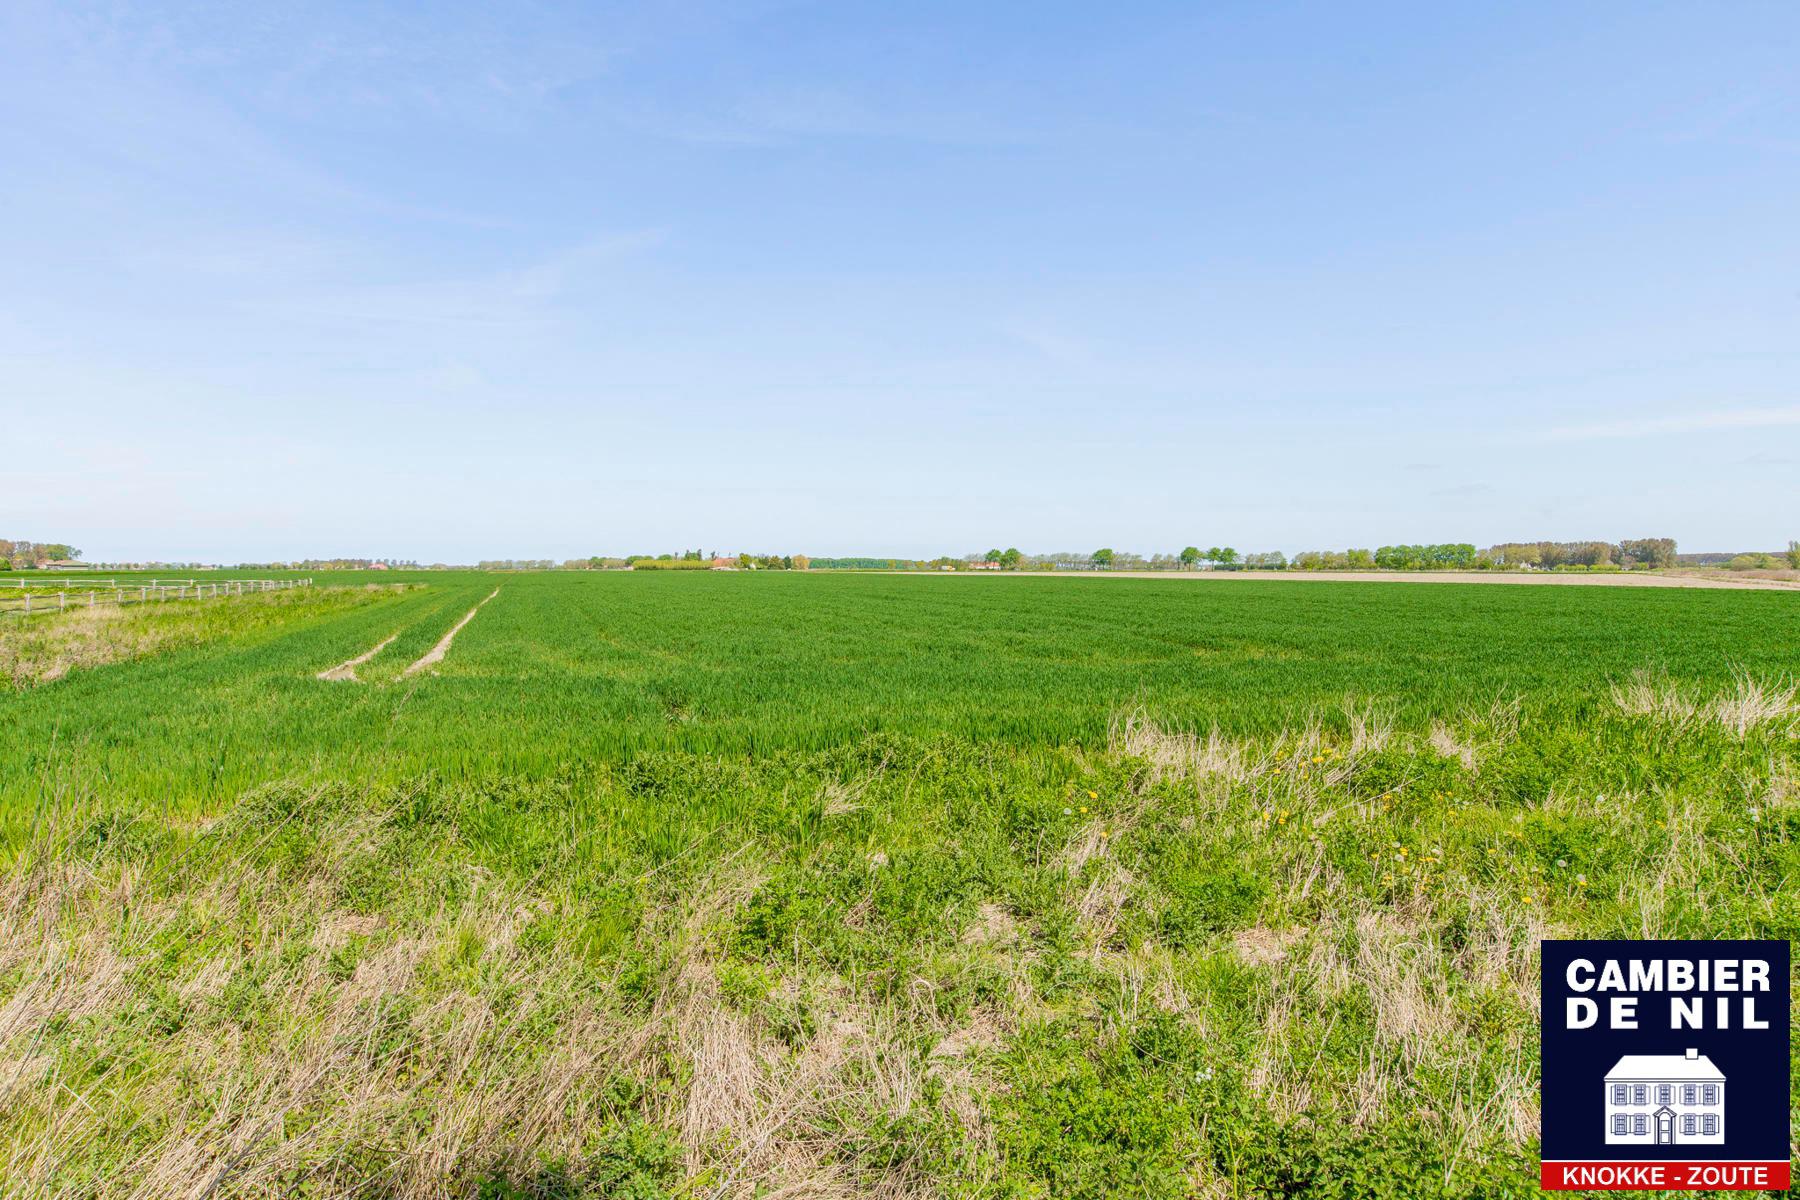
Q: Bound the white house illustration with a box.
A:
[1603,1049,1725,1145]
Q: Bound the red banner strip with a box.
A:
[1541,1161,1790,1191]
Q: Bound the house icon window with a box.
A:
[1602,1049,1725,1145]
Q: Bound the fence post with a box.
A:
[22,593,28,615]
[59,592,65,612]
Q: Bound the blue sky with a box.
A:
[4,1,1796,562]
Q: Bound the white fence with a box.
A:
[0,578,311,618]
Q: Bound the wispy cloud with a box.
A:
[252,229,666,328]
[1541,405,1800,442]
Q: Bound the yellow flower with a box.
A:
[1087,790,1098,799]
[1311,756,1324,764]
[1079,806,1089,815]
[1521,894,1535,904]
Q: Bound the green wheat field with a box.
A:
[2,571,1796,1198]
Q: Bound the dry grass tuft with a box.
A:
[1,897,633,1194]
[1073,863,1136,952]
[1428,722,1477,770]
[1425,697,1520,772]
[1233,926,1301,968]
[1108,708,1246,783]
[1708,670,1800,737]
[1342,700,1394,755]
[656,961,968,1198]
[1611,667,1798,737]
[962,902,1019,947]
[0,809,655,1199]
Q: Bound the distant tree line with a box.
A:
[807,548,1281,571]
[1726,542,1800,571]
[0,540,82,569]
[1483,539,1676,569]
[619,550,811,570]
[205,535,1792,576]
[809,557,910,570]
[222,558,423,570]
[1288,539,1680,572]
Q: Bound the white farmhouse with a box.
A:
[1603,1049,1724,1145]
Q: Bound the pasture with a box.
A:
[1,571,1796,1198]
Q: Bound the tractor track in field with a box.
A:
[402,589,500,677]
[316,634,398,682]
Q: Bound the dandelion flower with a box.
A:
[1087,790,1098,799]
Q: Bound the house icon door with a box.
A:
[1654,1107,1677,1145]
